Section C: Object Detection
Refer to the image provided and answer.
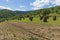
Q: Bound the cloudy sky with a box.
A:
[0,0,60,11]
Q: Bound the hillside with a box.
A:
[24,6,60,16]
[0,6,60,22]
[0,6,60,40]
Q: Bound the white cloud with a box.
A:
[6,0,9,2]
[15,9,21,10]
[15,5,26,11]
[0,6,13,10]
[0,5,26,11]
[55,0,60,5]
[30,0,60,10]
[15,9,26,11]
[19,5,25,8]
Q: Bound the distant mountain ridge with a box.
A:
[15,11,27,14]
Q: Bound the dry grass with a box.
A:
[0,22,60,40]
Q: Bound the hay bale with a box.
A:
[40,16,43,20]
[53,16,56,21]
[29,16,33,21]
[43,16,48,22]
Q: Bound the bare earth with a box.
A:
[0,22,60,40]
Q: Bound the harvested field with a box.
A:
[0,22,60,40]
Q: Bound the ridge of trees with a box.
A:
[0,5,60,22]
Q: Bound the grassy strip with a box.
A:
[6,17,60,25]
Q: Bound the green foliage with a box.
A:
[0,9,18,22]
[57,11,60,14]
[0,6,60,22]
[25,6,60,17]
[0,9,16,18]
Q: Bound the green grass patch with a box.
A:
[7,16,60,25]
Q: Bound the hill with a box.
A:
[0,6,60,22]
[0,6,60,40]
[24,6,60,16]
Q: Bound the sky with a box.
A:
[0,0,60,11]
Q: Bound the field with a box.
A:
[0,2,60,40]
[9,16,60,25]
[0,16,60,40]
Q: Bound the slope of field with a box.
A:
[0,22,60,40]
[8,16,60,25]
